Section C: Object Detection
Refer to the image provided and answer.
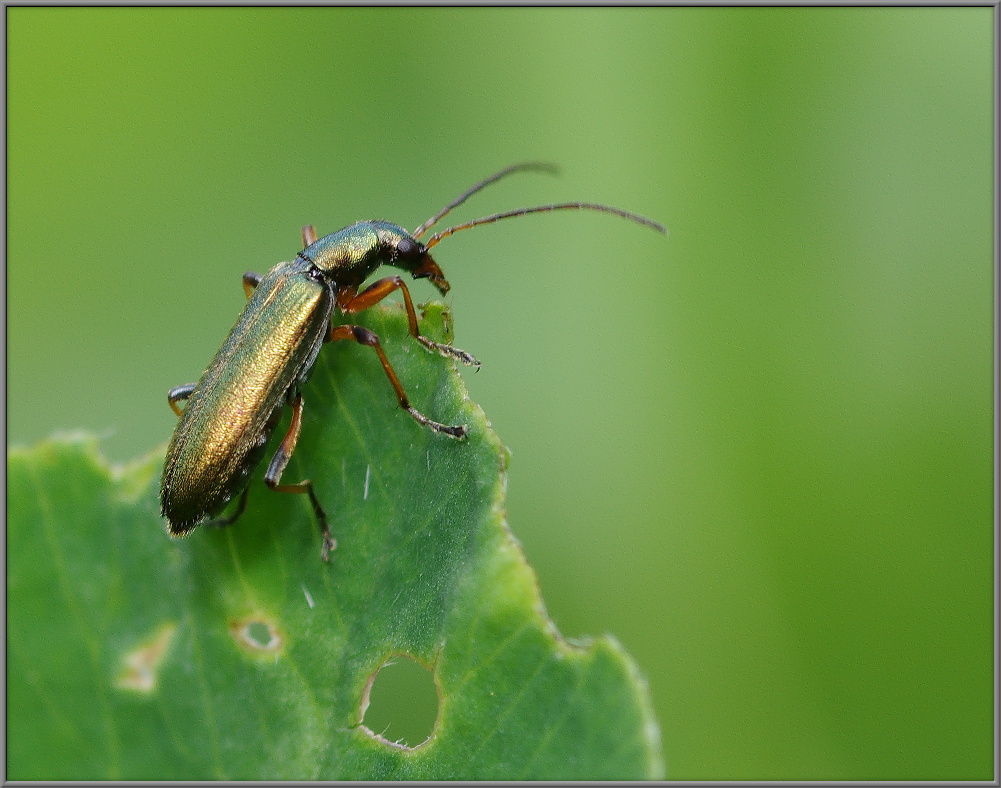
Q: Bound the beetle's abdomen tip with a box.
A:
[165,517,198,538]
[161,500,203,537]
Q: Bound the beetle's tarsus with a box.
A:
[433,422,468,439]
[321,532,337,562]
[405,405,468,439]
[418,336,481,368]
[444,424,469,439]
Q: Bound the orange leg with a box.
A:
[340,276,480,368]
[302,225,318,248]
[330,324,467,439]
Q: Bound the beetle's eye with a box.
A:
[397,237,420,259]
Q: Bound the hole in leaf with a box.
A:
[359,655,440,749]
[229,615,283,657]
[246,621,273,648]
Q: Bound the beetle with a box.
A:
[161,163,665,560]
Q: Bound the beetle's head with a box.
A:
[373,221,451,295]
[394,235,450,295]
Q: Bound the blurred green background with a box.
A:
[8,8,993,781]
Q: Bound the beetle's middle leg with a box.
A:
[264,392,336,561]
[339,276,480,368]
[243,272,262,300]
[330,324,468,439]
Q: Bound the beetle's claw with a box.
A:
[440,423,468,439]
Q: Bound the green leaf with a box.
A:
[8,301,662,781]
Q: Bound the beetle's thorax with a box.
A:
[302,219,451,295]
[302,221,385,288]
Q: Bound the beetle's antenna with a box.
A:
[412,162,560,240]
[424,202,666,250]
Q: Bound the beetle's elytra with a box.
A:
[160,163,665,560]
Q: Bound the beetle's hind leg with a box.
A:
[330,324,468,439]
[339,276,480,368]
[264,392,336,561]
[167,383,197,417]
[205,486,251,529]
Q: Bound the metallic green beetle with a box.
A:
[161,163,665,560]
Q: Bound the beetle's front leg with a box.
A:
[339,276,480,368]
[330,324,468,439]
[264,392,336,561]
